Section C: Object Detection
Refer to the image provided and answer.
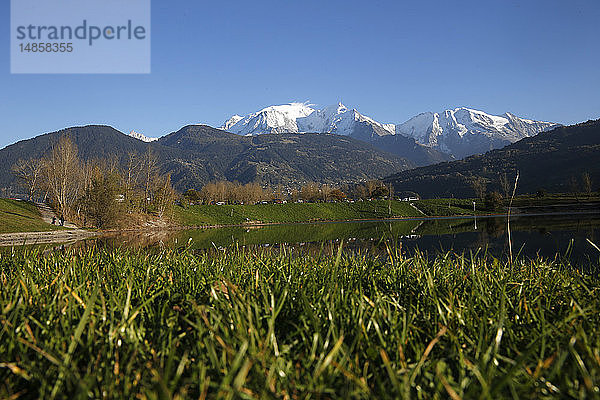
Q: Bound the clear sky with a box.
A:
[1,0,599,148]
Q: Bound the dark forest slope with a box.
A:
[383,119,600,198]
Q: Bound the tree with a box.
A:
[582,172,592,196]
[124,152,142,211]
[353,184,368,200]
[141,148,159,210]
[471,177,487,199]
[372,185,387,199]
[301,182,320,202]
[84,173,122,228]
[44,136,81,216]
[499,173,511,198]
[365,180,381,199]
[484,191,503,211]
[320,184,333,202]
[183,189,200,206]
[153,173,176,218]
[569,176,580,201]
[330,189,346,201]
[11,157,44,201]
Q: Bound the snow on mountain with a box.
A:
[220,103,559,159]
[221,102,395,138]
[222,115,244,131]
[298,103,395,137]
[396,108,559,158]
[220,103,316,136]
[127,130,158,143]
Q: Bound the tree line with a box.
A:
[11,136,175,228]
[468,171,597,211]
[182,179,394,205]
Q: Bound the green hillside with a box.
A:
[0,125,412,193]
[384,119,600,198]
[174,200,422,226]
[0,199,63,234]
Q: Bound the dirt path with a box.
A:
[36,203,79,228]
[409,202,427,216]
[0,204,95,247]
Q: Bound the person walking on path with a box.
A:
[59,214,64,226]
[52,216,56,225]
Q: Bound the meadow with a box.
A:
[174,200,423,226]
[1,245,599,399]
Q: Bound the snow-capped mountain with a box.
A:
[298,102,396,139]
[222,115,244,131]
[221,103,559,159]
[396,108,560,158]
[128,130,158,143]
[220,103,315,136]
[221,102,395,139]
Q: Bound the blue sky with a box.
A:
[1,0,599,148]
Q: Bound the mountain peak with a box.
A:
[218,101,559,159]
[128,130,158,143]
[219,102,316,135]
[221,102,395,138]
[397,107,560,158]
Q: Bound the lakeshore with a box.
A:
[1,197,599,247]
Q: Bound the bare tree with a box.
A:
[582,172,592,196]
[122,152,143,211]
[44,136,81,215]
[471,177,487,199]
[499,172,511,198]
[365,180,381,199]
[569,176,580,200]
[354,184,368,200]
[248,182,266,203]
[11,157,44,201]
[141,148,159,209]
[301,182,320,202]
[320,184,333,202]
[154,173,176,218]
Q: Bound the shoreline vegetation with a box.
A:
[1,196,599,242]
[6,135,599,238]
[1,247,599,398]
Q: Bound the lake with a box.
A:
[65,213,600,269]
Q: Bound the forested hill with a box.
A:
[0,124,412,193]
[383,119,600,198]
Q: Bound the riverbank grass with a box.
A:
[1,247,599,398]
[174,200,423,226]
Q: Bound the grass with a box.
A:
[511,193,600,207]
[413,199,487,217]
[0,199,64,234]
[1,246,599,399]
[414,194,600,217]
[173,194,600,228]
[174,200,423,226]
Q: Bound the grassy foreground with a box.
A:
[1,248,599,399]
[0,199,63,234]
[174,200,423,226]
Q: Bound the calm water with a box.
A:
[84,213,600,268]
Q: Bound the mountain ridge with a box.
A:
[220,102,559,159]
[0,124,412,194]
[383,119,600,198]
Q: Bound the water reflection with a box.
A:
[5,214,600,268]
